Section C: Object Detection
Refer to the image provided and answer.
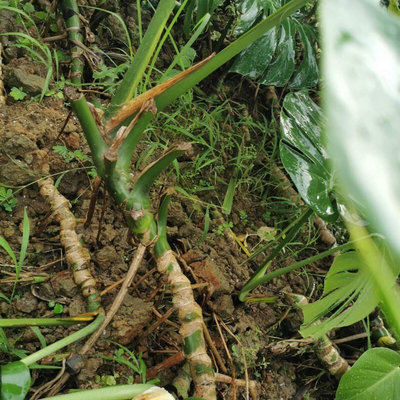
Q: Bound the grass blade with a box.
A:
[222,175,236,215]
[0,237,17,266]
[18,207,30,268]
[105,0,176,120]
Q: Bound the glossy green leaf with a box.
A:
[259,19,295,86]
[232,0,319,88]
[234,0,265,35]
[0,361,31,400]
[280,145,336,220]
[336,348,400,400]
[230,29,277,79]
[279,91,338,222]
[323,0,400,255]
[288,23,319,89]
[300,251,381,337]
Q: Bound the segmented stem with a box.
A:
[38,177,101,313]
[157,250,216,399]
[291,294,350,379]
[60,0,84,85]
[155,194,215,399]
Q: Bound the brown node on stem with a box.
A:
[64,85,81,102]
[105,53,215,134]
[104,98,157,162]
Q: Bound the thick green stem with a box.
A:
[20,314,104,366]
[118,145,188,240]
[239,207,313,301]
[248,242,354,290]
[154,194,171,257]
[43,384,153,400]
[155,196,215,400]
[61,0,108,176]
[60,0,84,85]
[70,95,108,176]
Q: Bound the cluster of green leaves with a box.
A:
[0,208,30,305]
[52,145,90,164]
[231,0,319,88]
[99,340,152,385]
[3,0,59,33]
[0,185,17,212]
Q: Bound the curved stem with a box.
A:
[254,241,355,288]
[20,314,104,366]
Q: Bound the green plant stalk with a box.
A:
[240,241,355,301]
[38,175,102,312]
[61,1,108,176]
[69,94,108,176]
[137,0,142,42]
[348,223,400,340]
[20,314,104,366]
[290,293,350,378]
[118,0,308,183]
[105,0,176,120]
[43,384,153,400]
[60,0,84,85]
[239,207,313,301]
[153,193,171,257]
[0,316,94,328]
[104,146,187,239]
[154,195,216,400]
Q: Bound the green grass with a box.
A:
[146,95,273,201]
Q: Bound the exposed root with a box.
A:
[289,293,350,379]
[38,177,101,313]
[156,249,216,400]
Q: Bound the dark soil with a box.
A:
[0,96,341,400]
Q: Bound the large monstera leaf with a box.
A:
[323,0,400,256]
[231,0,319,88]
[279,91,340,222]
[336,348,400,400]
[300,251,381,337]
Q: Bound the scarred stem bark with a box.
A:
[156,250,216,400]
[38,177,101,313]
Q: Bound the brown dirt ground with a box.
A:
[0,97,347,399]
